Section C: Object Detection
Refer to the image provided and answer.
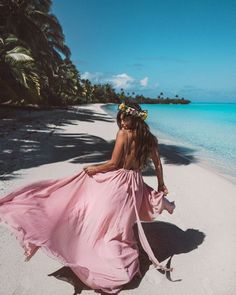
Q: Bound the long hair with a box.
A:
[117,101,158,168]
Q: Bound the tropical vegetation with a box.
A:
[0,0,190,107]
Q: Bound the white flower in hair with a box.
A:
[118,103,148,120]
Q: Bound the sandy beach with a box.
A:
[1,103,236,295]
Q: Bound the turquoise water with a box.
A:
[105,103,236,183]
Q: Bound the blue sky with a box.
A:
[52,0,236,102]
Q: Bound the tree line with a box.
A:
[0,0,190,107]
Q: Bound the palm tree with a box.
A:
[0,34,41,104]
[53,59,83,105]
[0,0,70,59]
[81,79,94,103]
[0,0,74,105]
[104,83,117,102]
[119,88,125,101]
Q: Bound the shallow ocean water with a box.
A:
[105,102,236,183]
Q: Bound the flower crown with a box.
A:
[118,103,148,120]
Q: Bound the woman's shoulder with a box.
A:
[115,129,128,143]
[117,129,136,139]
[116,129,126,137]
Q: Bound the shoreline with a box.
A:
[103,103,236,186]
[1,103,236,295]
[151,132,236,186]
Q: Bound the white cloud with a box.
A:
[81,72,103,83]
[110,73,135,89]
[81,71,92,80]
[81,71,142,90]
[140,77,149,87]
[81,71,134,89]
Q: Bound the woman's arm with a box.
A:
[84,130,125,176]
[150,139,169,194]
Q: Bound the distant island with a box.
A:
[97,89,191,105]
[144,98,191,104]
[125,93,191,105]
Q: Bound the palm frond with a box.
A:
[6,51,34,63]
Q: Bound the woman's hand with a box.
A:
[83,165,97,176]
[158,184,169,195]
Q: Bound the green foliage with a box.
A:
[0,0,190,107]
[0,0,83,106]
[0,34,42,104]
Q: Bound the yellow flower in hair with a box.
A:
[141,111,148,120]
[119,103,126,111]
[118,103,148,121]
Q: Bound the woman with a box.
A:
[0,101,175,294]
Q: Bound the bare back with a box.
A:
[118,129,141,170]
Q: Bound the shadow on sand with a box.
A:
[0,106,198,180]
[48,221,205,294]
[0,106,114,180]
[1,106,205,293]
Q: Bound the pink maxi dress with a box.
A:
[0,140,175,294]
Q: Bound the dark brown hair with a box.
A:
[117,101,158,168]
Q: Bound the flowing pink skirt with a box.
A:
[0,168,174,293]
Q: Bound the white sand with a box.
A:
[0,103,236,295]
